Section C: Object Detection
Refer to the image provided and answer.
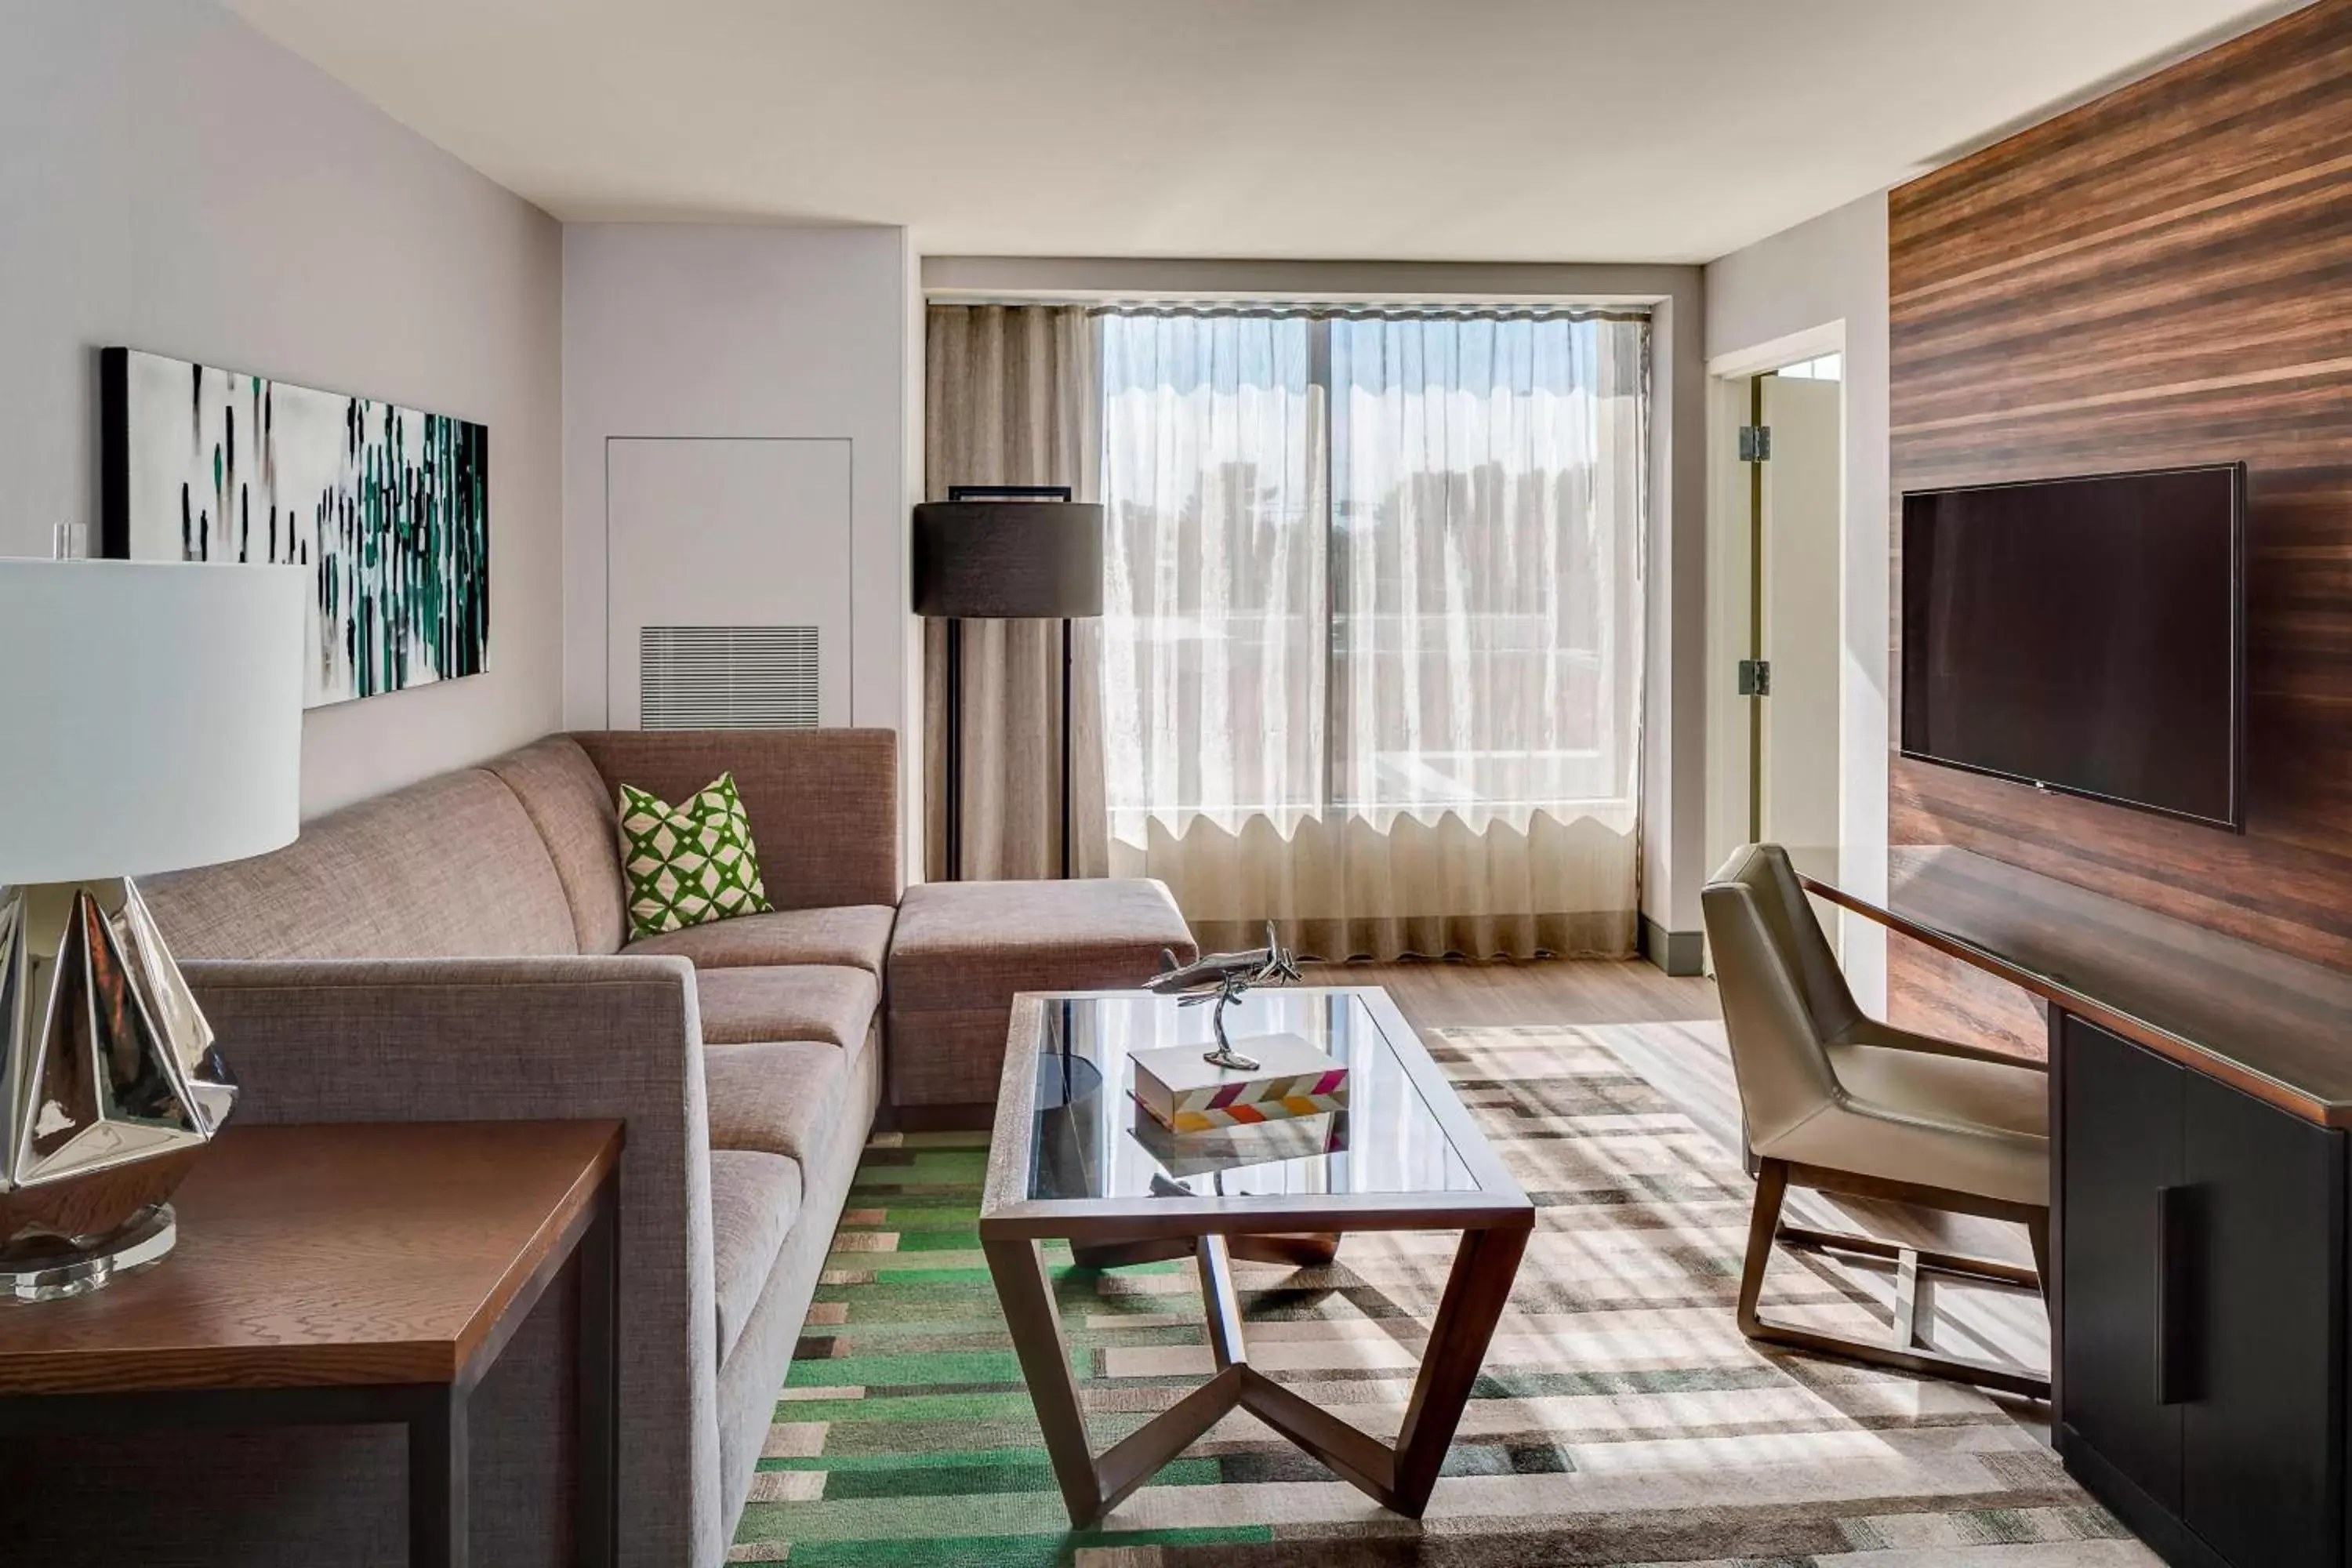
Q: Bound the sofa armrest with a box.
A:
[182,954,725,1568]
[568,728,900,910]
[184,954,711,1131]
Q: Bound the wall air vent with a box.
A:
[638,626,820,730]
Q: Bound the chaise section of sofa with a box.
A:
[887,877,1197,1122]
[2,730,900,1568]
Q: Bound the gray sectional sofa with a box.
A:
[2,728,1192,1567]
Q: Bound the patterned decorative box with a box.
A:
[1129,1033,1349,1134]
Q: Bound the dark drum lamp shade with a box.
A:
[913,501,1105,619]
[914,495,1106,883]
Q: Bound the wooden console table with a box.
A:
[0,1120,622,1568]
[1801,847,2352,1568]
[1804,845,2352,1127]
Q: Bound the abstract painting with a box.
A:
[101,347,489,708]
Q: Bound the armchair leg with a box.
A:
[1735,1156,2051,1399]
[2025,1211,2053,1324]
[1736,1159,1790,1337]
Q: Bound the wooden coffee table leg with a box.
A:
[1388,1224,1530,1515]
[1228,1232,1340,1267]
[989,1221,1523,1525]
[988,1232,1250,1527]
[1232,1223,1527,1515]
[1076,1232,1339,1270]
[1070,1236,1192,1269]
[982,1236,1104,1523]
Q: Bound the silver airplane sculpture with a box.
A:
[1145,922,1302,1071]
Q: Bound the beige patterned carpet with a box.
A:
[733,1023,2151,1566]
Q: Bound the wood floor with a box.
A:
[1302,954,1719,1032]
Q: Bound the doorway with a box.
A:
[1704,339,1846,953]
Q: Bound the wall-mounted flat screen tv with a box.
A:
[1900,463,2245,831]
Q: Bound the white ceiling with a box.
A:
[224,0,2299,264]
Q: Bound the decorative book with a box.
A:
[1130,1034,1349,1134]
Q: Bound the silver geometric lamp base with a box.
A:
[3,1204,179,1303]
[1,877,235,1302]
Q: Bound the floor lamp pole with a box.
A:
[945,617,964,881]
[925,482,1092,886]
[1059,615,1073,880]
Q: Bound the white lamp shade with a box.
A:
[0,560,305,884]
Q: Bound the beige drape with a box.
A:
[922,304,1105,880]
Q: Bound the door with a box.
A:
[2060,1013,2184,1510]
[1755,371,1842,937]
[2180,1069,2343,1568]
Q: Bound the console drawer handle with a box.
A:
[2154,1184,2195,1406]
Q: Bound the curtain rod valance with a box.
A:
[1079,302,1653,325]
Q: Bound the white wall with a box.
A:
[562,223,917,869]
[1702,191,1892,1007]
[923,256,1711,955]
[0,0,564,818]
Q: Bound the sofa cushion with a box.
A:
[143,769,579,961]
[484,737,631,956]
[706,1040,856,1167]
[710,1149,803,1364]
[625,905,895,975]
[887,878,1192,1014]
[695,965,878,1049]
[572,729,901,913]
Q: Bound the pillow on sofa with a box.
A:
[617,771,776,940]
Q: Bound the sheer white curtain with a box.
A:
[1099,312,1327,854]
[1101,308,1648,960]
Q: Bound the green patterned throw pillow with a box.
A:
[618,772,775,940]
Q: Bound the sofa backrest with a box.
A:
[485,737,632,955]
[570,729,901,913]
[144,768,582,960]
[144,727,902,961]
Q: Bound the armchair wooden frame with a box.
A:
[1738,1156,2051,1400]
[1704,844,2055,1403]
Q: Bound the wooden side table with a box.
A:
[0,1120,623,1568]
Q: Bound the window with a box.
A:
[1773,352,1843,382]
[1096,306,1650,958]
[1327,314,1642,822]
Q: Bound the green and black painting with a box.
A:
[102,347,490,708]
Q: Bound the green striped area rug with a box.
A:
[733,1025,2148,1566]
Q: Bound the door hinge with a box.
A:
[1738,424,1772,462]
[1737,659,1772,697]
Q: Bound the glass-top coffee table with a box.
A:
[978,986,1533,1525]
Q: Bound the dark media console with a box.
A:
[1806,848,2352,1568]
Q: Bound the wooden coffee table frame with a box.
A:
[979,988,1534,1526]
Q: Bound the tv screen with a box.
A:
[1900,463,2244,830]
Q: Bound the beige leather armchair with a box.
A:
[1702,843,2052,1397]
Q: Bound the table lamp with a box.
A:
[0,558,305,1300]
[912,487,1105,880]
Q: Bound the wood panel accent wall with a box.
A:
[1886,0,2352,1051]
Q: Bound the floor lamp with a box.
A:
[913,487,1105,880]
